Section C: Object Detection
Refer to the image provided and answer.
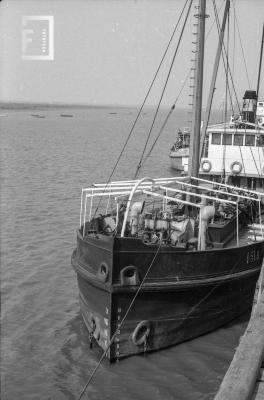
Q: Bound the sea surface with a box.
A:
[1,106,250,400]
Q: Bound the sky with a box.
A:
[0,0,263,108]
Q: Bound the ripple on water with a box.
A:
[1,107,249,400]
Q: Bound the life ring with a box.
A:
[132,320,151,346]
[230,161,242,174]
[201,159,212,172]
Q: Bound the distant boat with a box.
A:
[31,114,45,118]
[60,114,73,117]
[109,112,117,115]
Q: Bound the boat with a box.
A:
[60,114,73,117]
[31,114,46,118]
[170,19,264,194]
[170,92,264,194]
[170,127,190,172]
[71,0,264,361]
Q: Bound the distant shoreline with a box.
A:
[0,102,198,111]
[0,102,131,110]
[0,102,228,115]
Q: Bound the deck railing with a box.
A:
[79,176,264,247]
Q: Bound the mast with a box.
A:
[256,22,264,98]
[188,0,207,178]
[199,0,230,159]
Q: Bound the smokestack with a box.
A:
[242,90,257,124]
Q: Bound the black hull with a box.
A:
[72,232,264,361]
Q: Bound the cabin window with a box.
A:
[211,133,221,145]
[222,134,232,145]
[245,135,255,146]
[256,135,264,147]
[259,102,263,106]
[233,134,244,146]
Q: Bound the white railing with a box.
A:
[79,175,263,244]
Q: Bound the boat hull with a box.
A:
[169,148,189,172]
[72,232,264,361]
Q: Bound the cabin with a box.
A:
[200,125,264,192]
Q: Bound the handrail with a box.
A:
[79,175,263,238]
[192,176,264,197]
[159,185,237,205]
[142,190,202,208]
[175,180,259,202]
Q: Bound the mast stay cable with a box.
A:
[134,0,193,179]
[221,4,230,181]
[91,0,190,219]
[142,0,226,164]
[231,0,251,89]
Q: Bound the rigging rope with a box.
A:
[134,0,193,179]
[221,8,230,180]
[144,71,191,161]
[243,122,261,177]
[249,145,261,177]
[91,0,190,219]
[212,0,241,117]
[230,7,236,109]
[238,140,247,179]
[142,0,226,165]
[257,146,262,177]
[214,1,262,182]
[231,0,251,89]
[214,0,244,116]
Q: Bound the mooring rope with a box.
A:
[76,241,163,400]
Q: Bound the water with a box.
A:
[1,106,250,400]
